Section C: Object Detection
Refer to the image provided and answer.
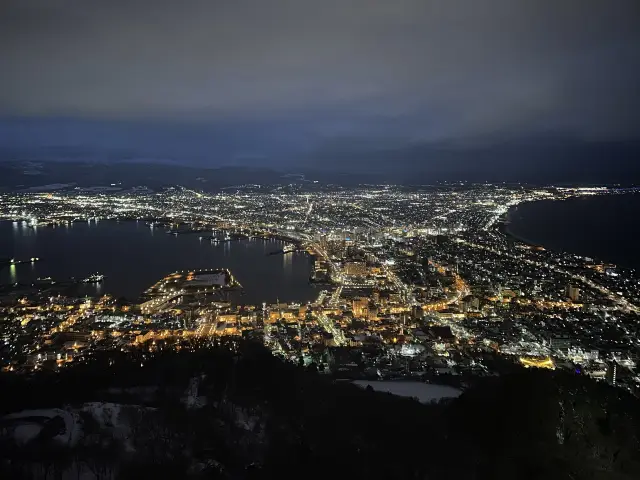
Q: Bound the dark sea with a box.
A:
[507,193,640,271]
[0,221,315,304]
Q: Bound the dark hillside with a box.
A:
[0,341,639,479]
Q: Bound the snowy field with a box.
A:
[1,402,156,449]
[353,380,461,403]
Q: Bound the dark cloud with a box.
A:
[1,0,639,155]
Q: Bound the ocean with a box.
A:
[507,193,640,271]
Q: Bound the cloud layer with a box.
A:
[1,0,639,147]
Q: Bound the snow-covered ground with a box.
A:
[1,402,156,449]
[2,408,81,446]
[181,376,208,409]
[353,380,461,403]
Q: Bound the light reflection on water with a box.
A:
[0,220,315,305]
[283,251,293,273]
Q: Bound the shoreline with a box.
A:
[501,197,594,250]
[0,220,317,304]
[502,195,607,248]
[501,195,639,270]
[502,201,540,247]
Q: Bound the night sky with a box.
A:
[1,1,639,179]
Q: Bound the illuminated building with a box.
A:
[606,361,618,386]
[548,336,572,354]
[344,262,368,276]
[565,284,580,302]
[519,356,555,369]
[352,297,369,318]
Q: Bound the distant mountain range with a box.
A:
[1,137,639,189]
[0,160,290,192]
[305,138,640,185]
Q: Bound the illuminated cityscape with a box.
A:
[2,0,640,476]
[1,183,638,393]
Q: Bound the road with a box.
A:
[314,290,328,306]
[195,311,219,337]
[308,241,342,283]
[315,312,347,346]
[380,260,420,307]
[330,286,343,306]
[196,322,217,337]
[422,274,469,311]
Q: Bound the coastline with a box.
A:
[494,198,566,250]
[498,218,539,248]
[500,197,574,248]
[0,220,317,304]
[501,194,640,270]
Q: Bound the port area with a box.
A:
[140,269,243,314]
[267,243,298,255]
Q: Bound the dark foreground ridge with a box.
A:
[1,341,639,480]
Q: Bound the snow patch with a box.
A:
[2,408,81,446]
[82,402,123,429]
[182,376,207,409]
[234,407,261,432]
[2,403,155,450]
[12,424,42,445]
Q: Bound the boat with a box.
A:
[282,243,296,253]
[82,273,105,283]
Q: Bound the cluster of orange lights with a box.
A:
[519,356,555,369]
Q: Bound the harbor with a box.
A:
[0,220,316,304]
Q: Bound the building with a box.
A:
[344,262,368,277]
[217,314,239,324]
[268,309,298,323]
[565,284,580,302]
[548,336,572,354]
[352,297,369,318]
[606,361,618,386]
[461,295,480,312]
